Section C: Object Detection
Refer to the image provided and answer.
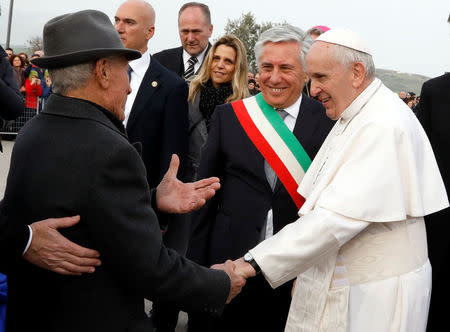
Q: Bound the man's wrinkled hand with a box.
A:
[24,216,101,276]
[156,154,220,214]
[212,260,246,304]
[233,257,257,278]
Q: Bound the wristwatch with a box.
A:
[244,252,261,275]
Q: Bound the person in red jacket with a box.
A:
[25,69,42,109]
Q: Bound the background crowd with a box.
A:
[4,48,51,110]
[1,20,423,136]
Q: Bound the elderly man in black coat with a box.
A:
[1,45,101,275]
[0,10,246,332]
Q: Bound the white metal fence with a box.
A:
[0,96,44,135]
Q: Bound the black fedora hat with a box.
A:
[31,9,141,69]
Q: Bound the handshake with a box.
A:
[211,258,257,304]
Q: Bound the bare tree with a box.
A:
[26,36,43,53]
[224,12,278,73]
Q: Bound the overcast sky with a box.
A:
[0,0,448,78]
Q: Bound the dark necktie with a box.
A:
[183,56,198,81]
[264,109,288,190]
[127,65,133,82]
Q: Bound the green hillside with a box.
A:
[376,68,430,95]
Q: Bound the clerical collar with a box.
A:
[339,78,382,124]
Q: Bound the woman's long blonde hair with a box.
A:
[188,34,249,103]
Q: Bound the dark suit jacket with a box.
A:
[0,94,229,332]
[417,73,450,332]
[188,94,334,265]
[126,56,189,188]
[418,73,450,195]
[0,46,26,268]
[186,92,206,181]
[153,44,211,78]
[0,212,29,272]
[126,57,189,254]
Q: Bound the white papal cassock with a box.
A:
[250,78,449,332]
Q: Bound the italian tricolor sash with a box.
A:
[231,93,311,209]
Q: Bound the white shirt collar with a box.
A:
[182,46,208,71]
[129,49,151,79]
[283,93,302,120]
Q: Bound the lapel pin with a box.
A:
[151,81,158,87]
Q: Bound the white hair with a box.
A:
[331,44,375,78]
[49,62,96,94]
[254,24,313,68]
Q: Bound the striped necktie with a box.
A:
[183,56,198,81]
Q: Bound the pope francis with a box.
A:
[230,28,449,332]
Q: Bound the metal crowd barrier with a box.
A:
[0,97,44,135]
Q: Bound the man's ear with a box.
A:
[146,26,155,41]
[94,58,110,89]
[351,62,366,89]
[208,24,213,37]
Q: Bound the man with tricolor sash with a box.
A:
[232,28,449,332]
[187,25,334,332]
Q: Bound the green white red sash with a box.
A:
[231,93,311,209]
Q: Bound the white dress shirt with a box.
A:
[123,49,151,127]
[23,225,33,254]
[182,47,208,75]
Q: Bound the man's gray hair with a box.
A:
[254,24,313,68]
[49,62,96,95]
[331,44,375,78]
[178,2,211,25]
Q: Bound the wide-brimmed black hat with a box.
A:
[31,9,141,69]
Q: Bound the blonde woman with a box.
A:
[186,34,249,180]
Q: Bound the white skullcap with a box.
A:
[316,28,371,55]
